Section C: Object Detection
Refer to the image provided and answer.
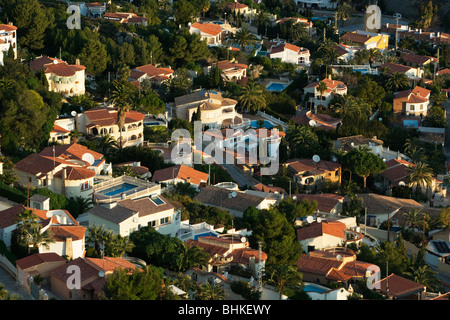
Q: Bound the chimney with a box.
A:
[75,58,80,65]
[65,237,73,260]
[386,23,389,28]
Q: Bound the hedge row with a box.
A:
[0,181,27,204]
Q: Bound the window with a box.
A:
[160,217,170,225]
[81,181,90,191]
[148,220,156,227]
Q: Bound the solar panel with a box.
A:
[433,241,450,254]
[150,196,165,206]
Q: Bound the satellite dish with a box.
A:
[309,120,317,127]
[399,181,406,186]
[312,155,320,163]
[82,153,95,166]
[292,196,297,201]
[332,157,337,162]
[336,254,342,261]
[306,216,314,224]
[71,111,77,117]
[240,236,247,243]
[317,217,322,223]
[98,271,105,278]
[393,13,402,19]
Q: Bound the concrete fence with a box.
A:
[0,253,16,278]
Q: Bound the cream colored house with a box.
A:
[0,23,17,66]
[30,56,86,96]
[76,106,145,148]
[14,143,109,200]
[173,90,242,129]
[88,195,181,237]
[267,39,311,66]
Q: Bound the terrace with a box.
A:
[93,175,161,204]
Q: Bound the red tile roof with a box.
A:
[0,204,25,229]
[151,165,208,185]
[340,32,371,44]
[15,252,66,270]
[83,107,145,127]
[51,124,70,134]
[402,53,437,65]
[227,1,248,9]
[0,24,17,32]
[190,22,222,36]
[286,158,341,174]
[39,143,103,164]
[54,166,96,180]
[292,193,343,213]
[379,62,414,74]
[297,220,346,241]
[375,273,425,298]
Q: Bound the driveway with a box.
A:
[222,163,259,188]
[0,264,32,300]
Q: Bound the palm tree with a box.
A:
[238,82,266,113]
[404,264,440,292]
[289,22,308,43]
[386,72,409,92]
[104,233,135,257]
[109,80,133,148]
[174,242,210,272]
[407,161,434,193]
[21,223,55,253]
[347,98,372,120]
[0,169,19,186]
[96,134,117,155]
[317,81,328,106]
[73,196,93,217]
[367,48,383,67]
[86,224,109,255]
[266,264,302,300]
[336,2,353,27]
[232,28,258,52]
[430,90,448,106]
[199,282,225,300]
[402,208,423,231]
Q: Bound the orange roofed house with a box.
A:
[30,56,86,96]
[14,143,108,199]
[0,201,86,259]
[50,256,139,300]
[189,22,222,46]
[297,219,363,253]
[284,158,342,190]
[128,63,174,87]
[0,23,18,66]
[186,235,267,278]
[296,247,374,289]
[393,86,431,116]
[76,106,145,148]
[303,78,347,108]
[215,60,248,82]
[151,164,209,188]
[267,39,310,66]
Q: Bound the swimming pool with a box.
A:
[303,284,329,293]
[194,232,218,240]
[102,183,138,197]
[403,119,419,128]
[266,82,289,92]
[250,120,275,129]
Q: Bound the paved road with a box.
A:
[0,264,32,300]
[222,163,259,188]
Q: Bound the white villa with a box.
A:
[189,22,222,46]
[76,106,145,148]
[172,90,242,129]
[0,23,17,66]
[0,198,86,260]
[88,194,181,237]
[30,56,86,96]
[267,39,310,66]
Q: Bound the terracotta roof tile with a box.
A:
[190,22,222,36]
[151,165,208,185]
[375,273,425,298]
[15,253,66,270]
[297,220,346,241]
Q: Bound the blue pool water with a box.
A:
[102,183,138,196]
[257,50,267,56]
[266,82,289,92]
[403,119,419,128]
[250,120,275,129]
[303,284,328,293]
[194,232,218,240]
[353,68,368,74]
